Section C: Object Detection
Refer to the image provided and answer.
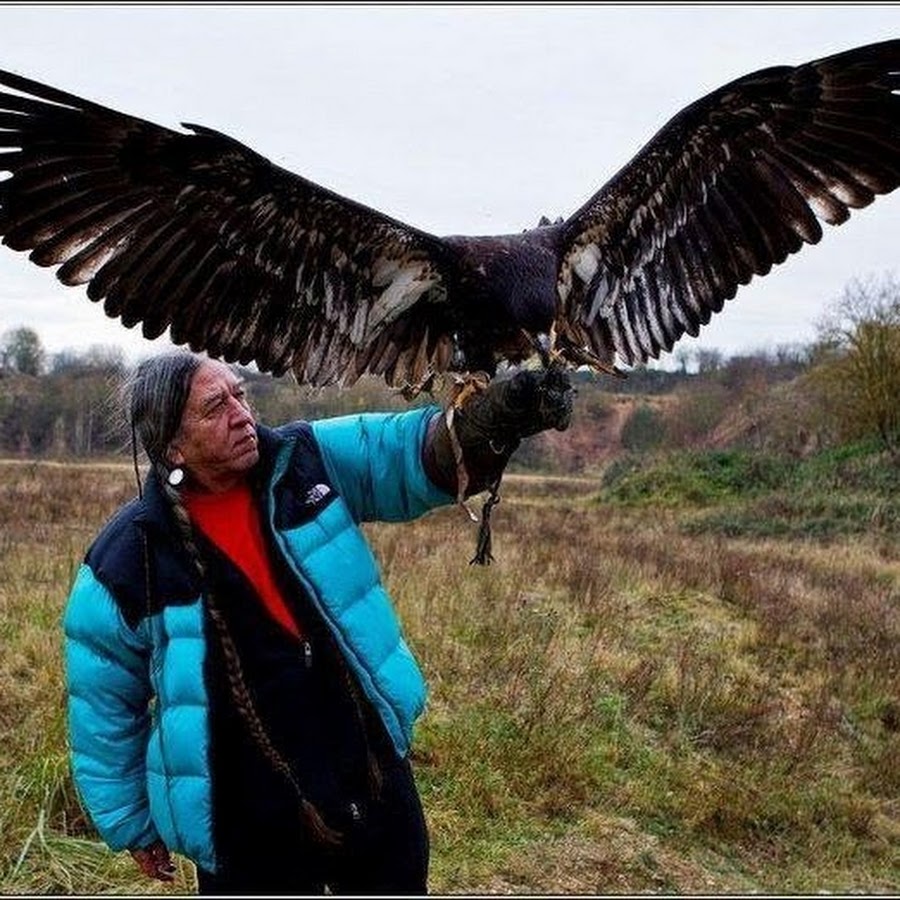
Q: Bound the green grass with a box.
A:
[601,442,900,540]
[1,460,898,894]
[600,449,793,506]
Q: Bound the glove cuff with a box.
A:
[423,408,518,500]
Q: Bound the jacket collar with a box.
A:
[133,423,288,534]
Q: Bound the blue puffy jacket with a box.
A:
[63,407,452,873]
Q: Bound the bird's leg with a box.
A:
[447,370,491,409]
[551,328,628,378]
[522,325,572,374]
[392,370,439,402]
[521,327,553,370]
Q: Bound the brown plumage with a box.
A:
[0,39,898,388]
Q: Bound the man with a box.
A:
[63,350,572,895]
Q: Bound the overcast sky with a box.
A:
[0,3,898,369]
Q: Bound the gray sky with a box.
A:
[0,3,898,368]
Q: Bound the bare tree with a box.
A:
[811,274,900,459]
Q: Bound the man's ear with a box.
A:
[167,443,186,467]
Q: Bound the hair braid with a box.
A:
[159,466,342,846]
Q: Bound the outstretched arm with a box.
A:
[311,366,573,523]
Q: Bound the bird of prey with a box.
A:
[0,40,898,392]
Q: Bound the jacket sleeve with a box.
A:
[63,563,160,852]
[310,406,454,523]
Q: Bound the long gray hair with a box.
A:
[124,349,203,473]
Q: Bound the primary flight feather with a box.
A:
[0,39,898,389]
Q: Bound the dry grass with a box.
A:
[0,460,898,894]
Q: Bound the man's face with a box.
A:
[167,359,259,492]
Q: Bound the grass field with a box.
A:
[0,457,898,894]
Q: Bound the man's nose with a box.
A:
[229,397,254,425]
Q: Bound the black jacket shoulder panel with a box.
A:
[259,422,339,531]
[84,483,200,630]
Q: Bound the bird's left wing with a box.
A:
[0,69,454,386]
[555,39,900,368]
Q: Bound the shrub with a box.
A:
[621,404,666,452]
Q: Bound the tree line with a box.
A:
[2,274,898,464]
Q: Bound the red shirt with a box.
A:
[184,483,303,640]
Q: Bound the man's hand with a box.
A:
[424,365,575,499]
[129,839,176,882]
[447,364,574,458]
[488,364,575,439]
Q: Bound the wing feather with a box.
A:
[687,209,735,308]
[0,69,453,385]
[556,39,900,368]
[27,196,152,267]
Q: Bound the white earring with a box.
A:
[167,467,185,487]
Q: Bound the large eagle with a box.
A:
[0,40,898,391]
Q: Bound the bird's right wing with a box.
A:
[0,68,456,387]
[555,39,900,368]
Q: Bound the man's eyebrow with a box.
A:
[198,379,245,412]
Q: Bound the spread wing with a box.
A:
[0,69,455,387]
[555,39,900,368]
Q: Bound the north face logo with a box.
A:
[304,483,332,506]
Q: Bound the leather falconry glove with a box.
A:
[424,364,574,564]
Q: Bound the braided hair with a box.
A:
[124,350,201,477]
[125,351,341,846]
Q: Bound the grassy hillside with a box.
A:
[600,439,900,538]
[0,454,897,893]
